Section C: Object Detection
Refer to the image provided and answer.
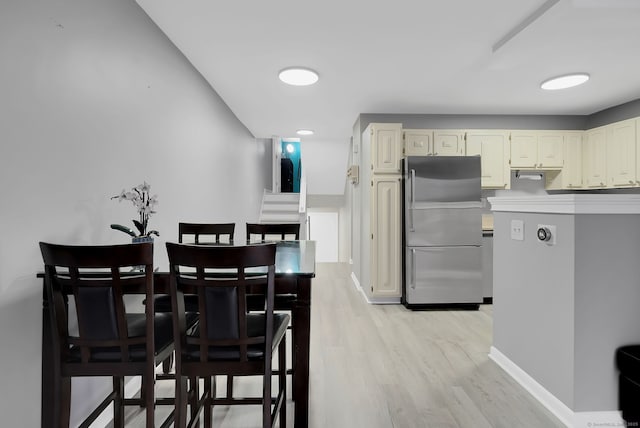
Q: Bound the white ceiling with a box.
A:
[136,0,640,145]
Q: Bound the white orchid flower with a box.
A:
[137,181,151,193]
[111,181,159,238]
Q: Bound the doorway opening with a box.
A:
[281,139,301,193]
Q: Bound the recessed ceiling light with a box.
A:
[541,73,590,90]
[278,67,319,86]
[296,129,314,136]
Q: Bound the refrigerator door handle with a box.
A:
[410,248,416,289]
[409,169,415,231]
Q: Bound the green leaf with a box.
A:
[110,224,136,237]
[147,230,160,237]
[132,220,145,235]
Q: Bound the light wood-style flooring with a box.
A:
[122,262,564,428]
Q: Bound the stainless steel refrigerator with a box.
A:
[403,156,482,309]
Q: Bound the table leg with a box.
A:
[292,277,311,428]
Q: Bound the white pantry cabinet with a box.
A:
[465,130,511,189]
[369,123,403,174]
[361,123,402,300]
[370,175,402,297]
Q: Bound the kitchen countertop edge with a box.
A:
[488,194,640,215]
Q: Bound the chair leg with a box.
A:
[263,365,273,428]
[59,375,72,428]
[279,337,287,428]
[226,375,234,398]
[113,376,125,428]
[175,376,188,428]
[189,376,200,428]
[144,367,155,428]
[204,376,213,428]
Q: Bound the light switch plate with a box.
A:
[511,219,524,241]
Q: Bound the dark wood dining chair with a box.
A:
[156,222,236,374]
[246,222,300,243]
[166,242,288,428]
[179,222,235,244]
[246,222,300,391]
[39,242,175,428]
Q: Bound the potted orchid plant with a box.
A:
[110,181,159,242]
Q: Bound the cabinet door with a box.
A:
[433,130,465,156]
[607,119,636,187]
[466,130,510,189]
[510,131,538,168]
[370,123,403,174]
[537,132,564,168]
[583,127,607,188]
[371,175,401,297]
[404,129,433,156]
[564,132,583,188]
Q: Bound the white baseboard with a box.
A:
[350,271,361,291]
[489,346,625,428]
[349,272,401,304]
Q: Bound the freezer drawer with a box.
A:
[406,207,481,247]
[405,246,482,304]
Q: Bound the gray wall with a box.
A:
[573,215,640,411]
[0,0,270,425]
[492,211,576,408]
[493,210,640,412]
[359,113,588,132]
[586,99,640,129]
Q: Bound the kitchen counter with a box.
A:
[488,194,640,427]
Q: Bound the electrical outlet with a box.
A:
[510,219,524,241]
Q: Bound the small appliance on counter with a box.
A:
[402,156,483,309]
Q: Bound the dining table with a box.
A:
[39,240,316,428]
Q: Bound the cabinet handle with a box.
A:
[410,249,416,289]
[409,169,415,232]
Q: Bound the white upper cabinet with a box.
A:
[510,131,563,169]
[366,123,403,174]
[403,129,433,156]
[433,130,466,156]
[545,131,583,190]
[583,126,608,188]
[537,132,564,168]
[563,132,583,188]
[510,131,538,168]
[607,118,637,187]
[465,130,511,189]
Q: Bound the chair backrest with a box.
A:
[39,242,155,367]
[246,223,300,243]
[179,222,235,244]
[166,242,277,366]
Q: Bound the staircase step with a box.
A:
[263,193,300,203]
[259,213,301,223]
[262,203,299,212]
